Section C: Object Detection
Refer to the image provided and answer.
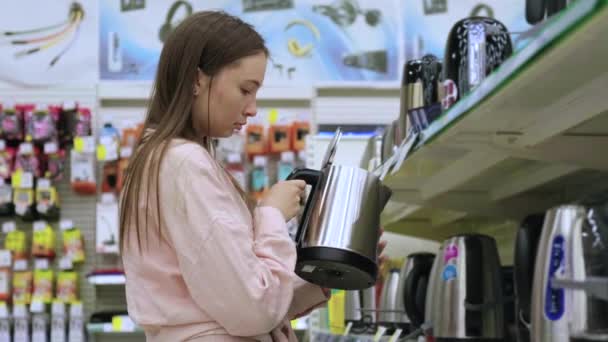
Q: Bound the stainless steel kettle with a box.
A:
[425,234,505,341]
[531,205,587,342]
[287,128,393,290]
[540,203,608,342]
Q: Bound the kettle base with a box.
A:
[295,246,378,290]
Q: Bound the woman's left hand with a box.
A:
[378,227,388,267]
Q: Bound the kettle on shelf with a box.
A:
[286,128,393,290]
[425,234,505,341]
[533,203,608,342]
[442,16,513,111]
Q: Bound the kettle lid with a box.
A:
[321,127,342,169]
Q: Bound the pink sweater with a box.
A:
[122,140,328,341]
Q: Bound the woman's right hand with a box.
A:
[260,180,306,221]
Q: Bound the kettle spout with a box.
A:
[379,185,393,210]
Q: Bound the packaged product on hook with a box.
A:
[0,142,15,180]
[36,177,60,221]
[25,104,59,144]
[0,181,13,217]
[44,142,66,181]
[0,103,24,141]
[15,142,42,178]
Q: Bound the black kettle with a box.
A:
[442,17,513,110]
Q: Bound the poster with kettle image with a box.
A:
[0,1,98,86]
[99,0,402,84]
[403,0,532,61]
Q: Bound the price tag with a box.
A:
[13,259,28,271]
[35,258,49,270]
[19,143,33,155]
[30,300,45,313]
[60,219,74,231]
[52,301,66,316]
[0,251,11,268]
[21,172,33,189]
[112,315,135,332]
[0,302,8,318]
[2,221,16,233]
[388,328,403,342]
[96,145,108,161]
[103,323,113,332]
[120,146,133,158]
[74,136,95,153]
[69,302,83,318]
[44,142,58,154]
[37,178,51,190]
[58,257,73,271]
[33,221,47,232]
[374,326,388,342]
[13,304,27,318]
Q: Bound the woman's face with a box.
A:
[192,51,267,138]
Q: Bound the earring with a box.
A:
[193,88,199,96]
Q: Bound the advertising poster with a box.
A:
[403,0,532,62]
[0,1,98,86]
[99,0,402,84]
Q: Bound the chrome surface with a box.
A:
[531,205,587,342]
[426,234,504,339]
[379,269,405,323]
[299,164,391,261]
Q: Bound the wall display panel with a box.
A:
[0,1,98,86]
[99,0,402,85]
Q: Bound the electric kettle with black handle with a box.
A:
[425,234,504,341]
[286,128,392,290]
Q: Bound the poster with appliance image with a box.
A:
[99,0,199,80]
[99,0,402,84]
[217,0,403,85]
[0,1,98,86]
[403,0,532,61]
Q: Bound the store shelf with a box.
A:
[97,81,315,101]
[86,323,144,334]
[381,1,608,235]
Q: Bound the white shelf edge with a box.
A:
[87,274,126,285]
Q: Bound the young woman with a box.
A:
[119,11,386,342]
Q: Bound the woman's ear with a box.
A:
[193,68,207,97]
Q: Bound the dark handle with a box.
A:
[547,0,567,16]
[526,0,547,24]
[286,168,322,244]
[403,257,434,327]
[514,214,544,325]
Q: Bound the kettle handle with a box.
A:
[286,168,322,245]
[403,256,434,327]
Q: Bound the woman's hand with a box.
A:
[260,180,306,221]
[378,227,388,267]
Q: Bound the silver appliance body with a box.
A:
[288,128,392,290]
[379,268,408,325]
[549,203,608,342]
[426,234,504,341]
[531,205,587,342]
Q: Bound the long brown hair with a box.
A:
[119,11,268,252]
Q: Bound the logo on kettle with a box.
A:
[444,244,458,264]
[545,235,565,321]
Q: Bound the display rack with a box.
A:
[381,0,608,239]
